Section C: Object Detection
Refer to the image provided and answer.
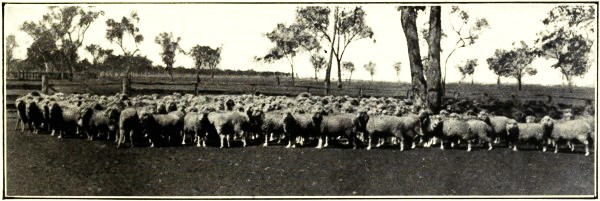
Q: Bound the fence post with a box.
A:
[41,75,49,94]
[306,87,310,93]
[122,77,131,95]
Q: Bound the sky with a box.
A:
[3,3,598,86]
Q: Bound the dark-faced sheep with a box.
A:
[505,119,552,152]
[26,99,44,134]
[250,110,286,147]
[282,112,323,148]
[15,98,29,132]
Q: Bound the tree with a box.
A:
[155,32,184,81]
[24,30,58,71]
[6,34,18,72]
[190,45,222,81]
[487,42,538,91]
[256,23,316,85]
[21,6,104,78]
[310,54,326,82]
[537,5,596,92]
[342,61,355,82]
[105,11,144,78]
[392,61,402,82]
[363,61,376,83]
[426,6,443,113]
[398,6,427,108]
[441,6,490,92]
[85,44,113,66]
[457,59,477,84]
[296,6,374,92]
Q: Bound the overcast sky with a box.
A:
[4,3,597,86]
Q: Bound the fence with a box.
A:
[7,71,98,80]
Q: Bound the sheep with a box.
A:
[504,119,552,152]
[542,116,592,156]
[282,111,323,148]
[428,116,477,151]
[140,111,185,147]
[183,111,214,146]
[364,111,428,151]
[250,110,286,147]
[207,111,251,148]
[317,112,368,149]
[478,112,512,145]
[25,98,44,134]
[465,119,494,150]
[117,108,141,148]
[15,98,29,132]
[79,106,121,141]
[48,102,80,138]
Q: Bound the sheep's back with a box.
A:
[442,119,471,138]
[321,114,355,135]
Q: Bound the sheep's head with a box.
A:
[77,107,94,128]
[311,112,324,127]
[283,112,296,127]
[525,116,537,123]
[167,102,178,112]
[156,103,167,114]
[354,111,370,132]
[505,119,519,134]
[428,116,443,133]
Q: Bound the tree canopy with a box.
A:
[487,42,538,90]
[155,32,184,81]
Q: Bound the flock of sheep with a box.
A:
[14,91,596,156]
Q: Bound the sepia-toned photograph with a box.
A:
[2,1,597,198]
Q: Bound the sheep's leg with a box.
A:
[129,130,136,147]
[513,144,518,151]
[263,133,269,147]
[196,135,202,147]
[366,137,372,150]
[440,142,445,150]
[554,142,559,154]
[450,142,455,148]
[411,141,416,149]
[467,141,472,152]
[117,129,125,148]
[14,119,20,131]
[241,131,247,147]
[202,137,207,147]
[399,140,404,151]
[182,132,187,145]
[219,134,225,148]
[584,140,590,156]
[569,141,575,152]
[316,137,323,149]
[542,145,547,152]
[226,134,231,148]
[324,136,329,148]
[488,142,493,151]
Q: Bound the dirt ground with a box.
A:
[4,116,595,197]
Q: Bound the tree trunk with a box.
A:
[291,64,295,86]
[211,69,215,82]
[314,70,318,82]
[41,75,49,94]
[425,6,443,113]
[195,71,200,95]
[349,72,353,82]
[517,77,522,91]
[324,43,335,95]
[497,76,501,86]
[336,59,342,89]
[122,77,131,96]
[400,7,428,109]
[471,76,474,85]
[566,76,573,93]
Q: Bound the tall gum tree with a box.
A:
[398,6,428,108]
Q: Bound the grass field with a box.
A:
[4,114,595,197]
